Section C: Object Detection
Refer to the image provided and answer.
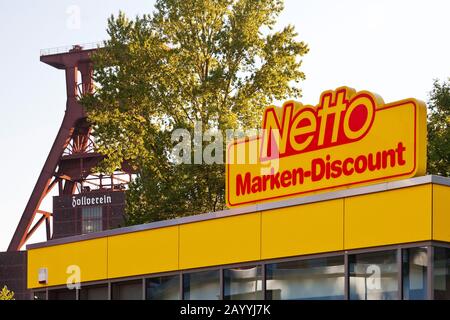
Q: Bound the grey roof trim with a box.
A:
[26,175,450,250]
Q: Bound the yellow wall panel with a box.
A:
[345,185,432,249]
[107,226,179,279]
[433,184,450,242]
[28,182,446,290]
[261,199,344,259]
[27,238,107,289]
[179,213,260,270]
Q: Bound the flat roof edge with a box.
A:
[27,175,450,250]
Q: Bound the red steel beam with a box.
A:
[36,210,52,218]
[22,215,46,245]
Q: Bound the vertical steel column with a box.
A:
[219,268,224,300]
[180,273,184,300]
[262,264,267,300]
[397,248,403,300]
[108,281,112,300]
[427,246,434,300]
[344,252,349,300]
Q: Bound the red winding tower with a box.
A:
[8,44,131,251]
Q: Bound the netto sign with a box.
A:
[226,86,427,207]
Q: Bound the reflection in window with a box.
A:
[183,270,220,300]
[349,250,398,300]
[111,280,142,300]
[146,275,180,300]
[266,256,345,300]
[33,291,46,300]
[81,206,102,234]
[79,284,109,300]
[403,247,428,300]
[47,288,77,300]
[434,247,450,300]
[224,266,263,300]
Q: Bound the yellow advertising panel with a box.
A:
[226,87,427,207]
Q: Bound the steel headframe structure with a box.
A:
[8,44,132,251]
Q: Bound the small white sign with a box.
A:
[38,268,48,284]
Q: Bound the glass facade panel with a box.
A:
[224,266,263,300]
[41,245,450,300]
[79,284,109,300]
[266,256,345,300]
[434,247,450,300]
[81,206,102,234]
[183,270,220,300]
[47,288,77,300]
[402,247,428,300]
[33,291,46,300]
[111,280,142,300]
[349,250,398,300]
[146,275,180,300]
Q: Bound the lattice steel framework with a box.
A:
[8,45,132,251]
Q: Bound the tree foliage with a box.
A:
[0,286,14,300]
[81,0,308,224]
[427,79,450,176]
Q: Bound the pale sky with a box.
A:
[1,0,449,251]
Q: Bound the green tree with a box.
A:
[427,79,450,176]
[82,0,308,224]
[0,286,14,300]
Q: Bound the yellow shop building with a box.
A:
[26,88,450,300]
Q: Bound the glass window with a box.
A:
[266,256,345,300]
[146,275,180,300]
[111,280,142,300]
[79,284,109,300]
[183,270,220,300]
[47,288,77,300]
[349,250,398,300]
[224,266,263,300]
[33,291,46,300]
[402,247,428,300]
[434,247,450,300]
[81,206,103,234]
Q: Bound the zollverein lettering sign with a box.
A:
[226,86,427,207]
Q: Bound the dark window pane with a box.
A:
[47,288,77,300]
[266,256,345,300]
[224,266,263,300]
[81,206,103,234]
[434,247,450,300]
[349,250,398,300]
[183,270,220,300]
[112,280,142,300]
[33,291,46,300]
[79,284,109,300]
[403,247,428,300]
[146,275,180,300]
